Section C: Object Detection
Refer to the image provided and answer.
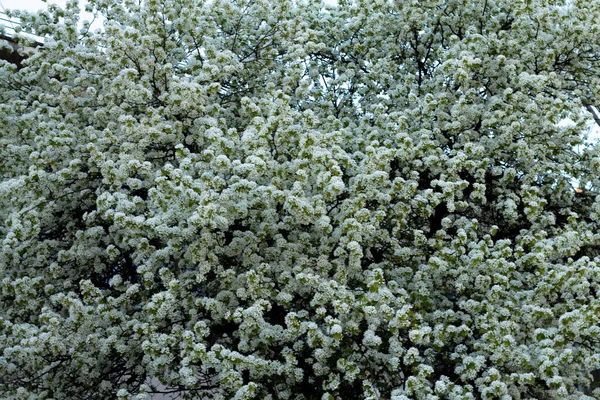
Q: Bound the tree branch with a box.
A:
[584,103,600,128]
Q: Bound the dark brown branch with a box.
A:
[584,104,600,128]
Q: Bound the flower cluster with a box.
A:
[2,0,600,398]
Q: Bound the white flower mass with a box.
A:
[2,0,600,398]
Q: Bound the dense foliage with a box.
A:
[2,0,600,398]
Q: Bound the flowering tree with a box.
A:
[2,0,600,398]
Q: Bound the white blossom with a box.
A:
[1,0,600,398]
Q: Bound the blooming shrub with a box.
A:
[2,0,600,398]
